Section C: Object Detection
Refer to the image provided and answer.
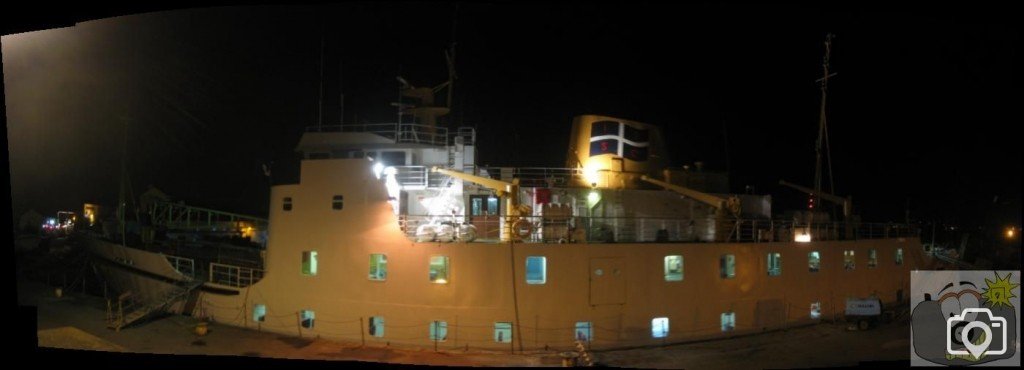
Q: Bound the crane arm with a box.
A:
[431,167,517,196]
[778,180,851,216]
[640,175,741,215]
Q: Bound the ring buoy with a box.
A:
[512,219,534,239]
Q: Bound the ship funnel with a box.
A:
[566,115,668,189]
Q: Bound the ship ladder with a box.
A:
[107,279,204,331]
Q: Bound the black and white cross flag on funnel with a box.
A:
[588,120,650,161]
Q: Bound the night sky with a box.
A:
[3,4,1020,230]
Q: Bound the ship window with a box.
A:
[575,322,593,343]
[300,310,315,329]
[253,304,266,322]
[494,322,513,343]
[429,256,449,284]
[651,317,670,338]
[895,248,904,265]
[525,256,547,284]
[721,312,736,332]
[808,251,821,272]
[302,251,318,276]
[283,197,292,211]
[332,195,344,210]
[720,254,736,279]
[867,249,878,268]
[487,197,498,215]
[429,320,448,342]
[380,151,406,166]
[767,252,782,276]
[369,254,387,281]
[843,250,855,270]
[369,316,384,338]
[810,302,822,319]
[664,255,684,281]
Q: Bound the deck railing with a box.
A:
[398,214,919,244]
[209,262,265,288]
[164,255,195,278]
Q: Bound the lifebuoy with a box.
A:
[512,219,534,239]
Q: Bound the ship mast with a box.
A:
[812,33,837,218]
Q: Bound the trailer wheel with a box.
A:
[858,319,870,331]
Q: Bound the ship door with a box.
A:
[469,195,500,239]
[589,258,626,305]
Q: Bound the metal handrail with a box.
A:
[398,214,920,244]
[209,262,265,288]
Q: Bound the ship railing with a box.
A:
[305,123,452,146]
[164,254,196,279]
[476,167,583,188]
[398,214,919,243]
[209,262,264,288]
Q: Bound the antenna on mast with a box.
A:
[813,33,837,216]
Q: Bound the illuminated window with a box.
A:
[368,316,384,338]
[721,312,735,332]
[302,251,318,276]
[429,320,448,341]
[664,255,683,281]
[767,252,782,276]
[494,322,513,343]
[369,254,387,281]
[525,256,547,284]
[810,302,821,319]
[332,195,344,210]
[895,248,904,265]
[429,256,449,284]
[300,310,315,329]
[575,322,593,343]
[283,197,292,211]
[651,317,669,338]
[253,304,266,322]
[808,251,821,272]
[867,249,878,268]
[843,250,855,270]
[720,254,736,279]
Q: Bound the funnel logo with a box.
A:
[911,271,1020,366]
[588,120,649,161]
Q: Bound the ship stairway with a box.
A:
[106,279,204,331]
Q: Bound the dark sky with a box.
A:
[3,4,1020,228]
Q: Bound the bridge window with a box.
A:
[300,310,315,329]
[767,252,782,276]
[253,304,266,322]
[302,251,318,276]
[895,248,904,265]
[867,249,878,268]
[808,251,821,272]
[429,320,448,341]
[283,197,292,211]
[721,312,736,332]
[575,322,593,343]
[810,302,821,319]
[525,256,547,284]
[368,316,384,338]
[664,255,684,281]
[429,256,449,284]
[332,195,344,210]
[380,151,406,166]
[843,250,855,270]
[651,317,670,338]
[494,322,513,343]
[369,254,387,281]
[720,254,736,279]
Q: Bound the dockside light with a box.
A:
[795,231,812,243]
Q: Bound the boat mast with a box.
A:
[812,33,836,217]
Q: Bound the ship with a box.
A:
[85,38,933,353]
